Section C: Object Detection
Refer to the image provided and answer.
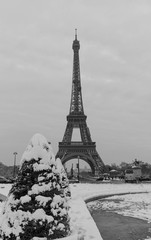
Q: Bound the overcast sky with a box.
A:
[0,0,151,167]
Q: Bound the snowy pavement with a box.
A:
[0,182,151,239]
[70,181,151,201]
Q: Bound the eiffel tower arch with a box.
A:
[56,30,105,175]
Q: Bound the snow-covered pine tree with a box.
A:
[55,158,71,199]
[1,134,70,240]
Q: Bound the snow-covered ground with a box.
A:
[0,182,151,240]
[88,192,151,222]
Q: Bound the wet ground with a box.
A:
[91,209,151,240]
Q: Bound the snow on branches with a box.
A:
[1,133,71,240]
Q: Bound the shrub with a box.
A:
[1,134,70,240]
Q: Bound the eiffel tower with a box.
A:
[56,30,104,175]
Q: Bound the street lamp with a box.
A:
[13,152,17,178]
[77,156,80,182]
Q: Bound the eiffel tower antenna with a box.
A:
[75,28,77,40]
[56,32,104,175]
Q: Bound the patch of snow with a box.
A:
[20,133,55,166]
[35,195,52,207]
[0,184,12,196]
[28,182,53,195]
[69,197,102,240]
[20,195,31,204]
[32,208,54,222]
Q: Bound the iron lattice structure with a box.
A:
[56,31,104,175]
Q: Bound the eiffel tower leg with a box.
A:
[87,149,104,175]
[62,123,73,142]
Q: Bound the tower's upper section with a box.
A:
[72,29,80,51]
[69,30,84,115]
